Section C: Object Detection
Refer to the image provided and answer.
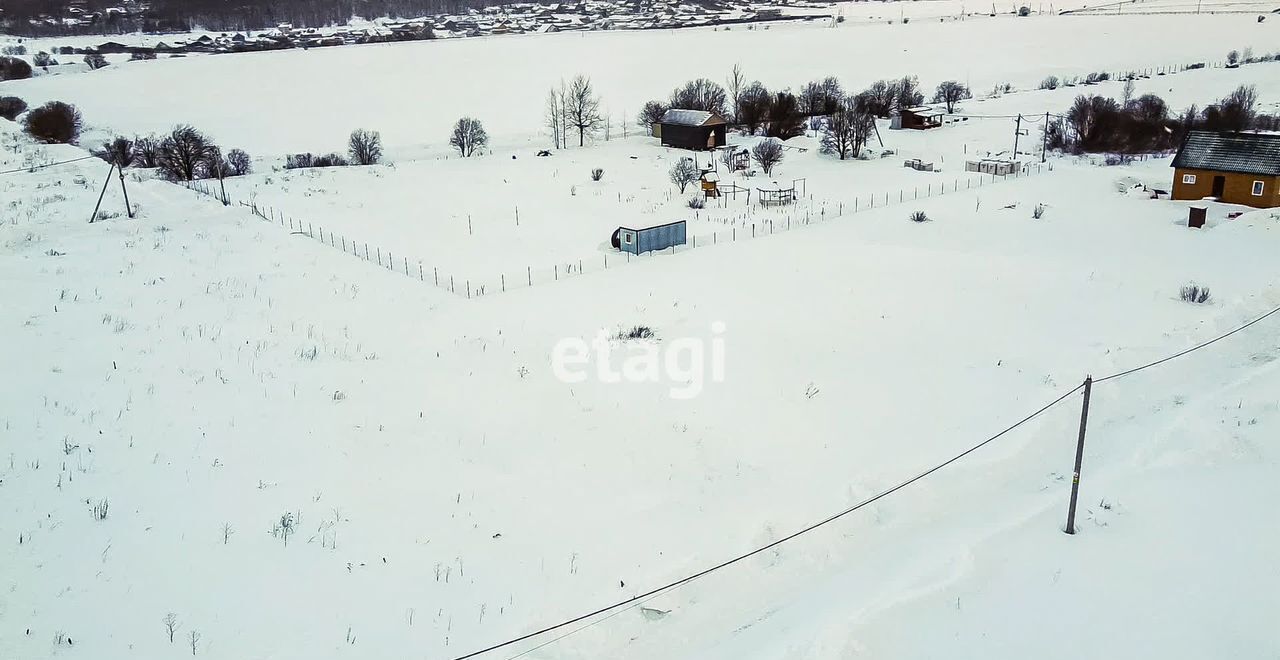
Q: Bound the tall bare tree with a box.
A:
[545,84,563,149]
[563,75,603,147]
[726,63,745,123]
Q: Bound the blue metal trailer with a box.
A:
[612,220,687,255]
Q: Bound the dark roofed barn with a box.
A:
[1171,131,1280,208]
[655,109,727,150]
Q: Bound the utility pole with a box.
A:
[1065,376,1094,535]
[1041,111,1049,163]
[1012,114,1025,157]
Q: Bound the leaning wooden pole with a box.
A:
[89,163,116,223]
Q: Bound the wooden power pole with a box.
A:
[1065,376,1094,535]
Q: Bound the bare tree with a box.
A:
[736,81,771,135]
[1121,78,1135,106]
[931,81,971,113]
[163,613,179,644]
[188,630,200,656]
[669,158,699,194]
[726,63,746,123]
[821,96,875,160]
[449,117,488,157]
[348,129,382,165]
[669,78,727,116]
[133,135,161,168]
[637,100,668,132]
[220,522,234,544]
[158,125,213,182]
[563,75,603,147]
[752,139,784,174]
[226,149,251,176]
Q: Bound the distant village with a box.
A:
[29,0,834,56]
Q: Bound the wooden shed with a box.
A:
[655,109,728,150]
[898,106,944,130]
[612,220,687,255]
[1171,131,1280,208]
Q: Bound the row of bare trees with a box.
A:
[1056,84,1264,154]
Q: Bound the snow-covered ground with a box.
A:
[3,9,1280,660]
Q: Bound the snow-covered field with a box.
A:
[3,8,1280,660]
[4,11,1278,155]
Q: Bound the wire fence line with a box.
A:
[180,161,1055,300]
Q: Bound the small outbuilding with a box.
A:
[612,220,687,255]
[1171,131,1280,208]
[898,106,944,130]
[654,109,728,150]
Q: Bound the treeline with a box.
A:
[1054,83,1274,155]
[1,0,507,35]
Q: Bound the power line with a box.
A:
[1095,302,1280,383]
[450,382,1087,660]
[454,300,1280,659]
[0,155,99,177]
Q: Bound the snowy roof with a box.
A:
[904,105,942,115]
[659,109,727,127]
[1172,131,1280,177]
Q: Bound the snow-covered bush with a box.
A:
[24,101,82,144]
[130,51,157,61]
[0,56,32,81]
[0,96,27,121]
[591,167,604,181]
[687,196,705,209]
[909,210,930,223]
[1032,203,1045,219]
[1179,284,1211,304]
[83,53,108,70]
[32,51,55,67]
[1038,76,1060,90]
[2,45,26,56]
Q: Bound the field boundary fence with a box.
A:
[181,160,1055,300]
